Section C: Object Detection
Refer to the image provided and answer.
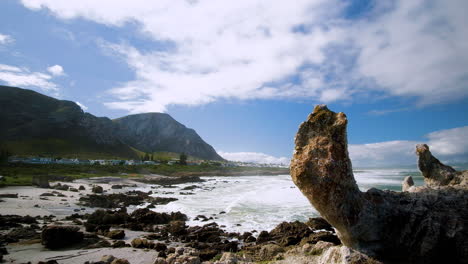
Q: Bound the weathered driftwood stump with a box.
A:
[290,105,468,263]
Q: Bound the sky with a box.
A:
[0,0,467,167]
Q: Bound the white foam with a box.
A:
[136,169,421,233]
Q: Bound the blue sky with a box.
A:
[0,0,467,166]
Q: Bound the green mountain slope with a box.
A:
[0,86,223,160]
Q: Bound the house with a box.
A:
[57,158,77,165]
[143,161,158,165]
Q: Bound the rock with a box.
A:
[92,185,104,193]
[40,192,55,197]
[416,144,468,186]
[290,105,468,263]
[402,176,414,192]
[130,208,187,225]
[106,230,125,239]
[0,193,18,198]
[269,221,312,246]
[111,185,123,189]
[41,225,84,249]
[111,259,130,264]
[218,252,239,264]
[256,230,270,244]
[168,221,187,236]
[79,185,86,190]
[5,227,39,242]
[100,255,116,264]
[69,187,79,192]
[258,244,285,261]
[300,231,341,246]
[271,243,381,264]
[112,240,129,248]
[131,238,154,249]
[37,260,59,264]
[153,257,167,264]
[32,175,50,188]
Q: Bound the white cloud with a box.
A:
[349,126,468,167]
[354,0,468,105]
[47,65,65,76]
[219,151,289,165]
[0,34,14,45]
[19,0,468,112]
[75,101,88,111]
[426,126,468,157]
[0,63,59,92]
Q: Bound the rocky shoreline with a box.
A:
[0,177,358,264]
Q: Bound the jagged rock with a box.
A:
[271,242,381,264]
[41,225,84,249]
[290,105,468,263]
[417,144,468,187]
[269,221,312,246]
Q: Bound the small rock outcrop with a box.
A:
[416,143,468,187]
[290,105,468,264]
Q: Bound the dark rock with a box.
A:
[168,221,187,236]
[111,185,123,189]
[290,105,468,263]
[130,208,187,225]
[106,230,125,239]
[256,231,270,244]
[154,242,167,252]
[199,249,218,261]
[269,221,312,246]
[112,240,129,248]
[131,238,154,249]
[0,193,18,198]
[181,185,200,190]
[87,209,128,226]
[5,227,39,242]
[78,185,86,191]
[152,197,178,205]
[92,185,104,193]
[0,215,37,229]
[40,193,55,197]
[69,188,79,192]
[300,231,341,245]
[37,260,58,264]
[41,226,84,249]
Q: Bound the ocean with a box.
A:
[137,168,424,233]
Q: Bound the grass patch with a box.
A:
[0,163,289,187]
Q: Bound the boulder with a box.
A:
[106,230,125,239]
[92,185,104,193]
[41,226,84,249]
[290,105,468,263]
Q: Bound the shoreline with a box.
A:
[0,177,345,264]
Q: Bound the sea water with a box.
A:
[137,168,424,233]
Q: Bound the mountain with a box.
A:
[0,86,223,161]
[115,113,223,161]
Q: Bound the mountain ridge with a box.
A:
[0,85,224,161]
